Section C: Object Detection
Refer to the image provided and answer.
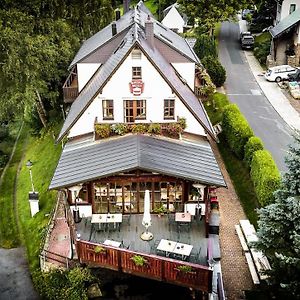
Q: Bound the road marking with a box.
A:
[250,89,261,95]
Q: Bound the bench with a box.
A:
[245,252,260,285]
[235,224,249,252]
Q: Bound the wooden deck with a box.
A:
[76,214,208,265]
[74,214,213,293]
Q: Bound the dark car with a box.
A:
[288,69,300,82]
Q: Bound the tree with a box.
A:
[256,131,300,298]
[177,0,252,35]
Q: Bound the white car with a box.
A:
[264,65,299,82]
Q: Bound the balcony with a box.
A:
[63,69,78,103]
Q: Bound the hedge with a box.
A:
[250,150,281,206]
[244,136,264,167]
[193,34,218,60]
[222,104,254,159]
[202,55,226,87]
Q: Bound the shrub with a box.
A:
[148,123,161,135]
[95,124,111,138]
[111,123,128,135]
[222,104,254,159]
[244,136,264,167]
[250,150,281,206]
[178,117,187,130]
[165,123,184,137]
[202,55,226,87]
[253,33,272,66]
[194,34,217,60]
[131,124,147,133]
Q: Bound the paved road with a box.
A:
[218,21,294,172]
[0,248,39,300]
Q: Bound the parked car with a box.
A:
[288,68,300,82]
[240,32,254,49]
[264,65,299,82]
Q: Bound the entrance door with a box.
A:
[124,100,146,122]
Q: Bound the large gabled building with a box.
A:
[50,1,225,296]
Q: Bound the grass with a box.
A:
[204,92,230,125]
[0,123,28,248]
[16,122,62,271]
[218,135,259,226]
[254,32,271,44]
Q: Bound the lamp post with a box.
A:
[26,160,35,192]
[26,160,39,217]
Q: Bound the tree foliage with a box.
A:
[177,0,252,34]
[256,131,300,298]
[193,35,218,60]
[202,56,226,87]
[0,1,113,128]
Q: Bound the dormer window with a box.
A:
[132,67,142,79]
[164,99,175,120]
[102,100,114,120]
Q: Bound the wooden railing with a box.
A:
[77,240,212,293]
[63,70,78,103]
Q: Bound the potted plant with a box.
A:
[130,255,148,267]
[95,124,111,139]
[111,123,128,136]
[175,265,196,274]
[94,246,106,254]
[147,123,161,135]
[153,205,166,217]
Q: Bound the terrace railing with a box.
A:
[77,240,212,293]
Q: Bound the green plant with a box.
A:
[111,123,128,136]
[131,255,148,267]
[147,123,161,135]
[202,55,226,87]
[244,136,264,168]
[178,117,187,130]
[253,33,271,66]
[153,205,166,215]
[131,124,147,134]
[95,124,111,138]
[176,265,193,273]
[250,150,281,206]
[165,123,184,137]
[94,245,106,254]
[193,34,217,60]
[222,104,254,159]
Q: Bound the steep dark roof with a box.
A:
[136,1,154,18]
[49,135,225,189]
[69,4,199,68]
[271,8,300,38]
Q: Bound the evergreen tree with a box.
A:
[256,131,300,298]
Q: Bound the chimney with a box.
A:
[112,21,117,36]
[123,0,130,13]
[115,9,121,21]
[145,15,154,48]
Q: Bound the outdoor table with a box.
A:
[175,212,191,222]
[184,203,205,216]
[91,214,107,223]
[106,213,122,230]
[172,242,193,260]
[157,239,177,257]
[103,239,121,247]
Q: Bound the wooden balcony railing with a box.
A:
[63,69,78,103]
[77,240,212,293]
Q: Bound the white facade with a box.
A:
[162,6,185,33]
[77,63,101,91]
[68,49,205,138]
[276,0,299,23]
[172,63,195,90]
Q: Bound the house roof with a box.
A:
[57,19,214,142]
[163,3,188,25]
[69,2,198,68]
[49,135,226,189]
[270,8,300,38]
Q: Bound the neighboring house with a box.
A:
[268,0,300,66]
[51,1,225,296]
[161,3,189,33]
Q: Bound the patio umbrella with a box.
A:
[140,190,153,241]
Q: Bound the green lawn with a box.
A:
[0,123,28,248]
[16,123,62,271]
